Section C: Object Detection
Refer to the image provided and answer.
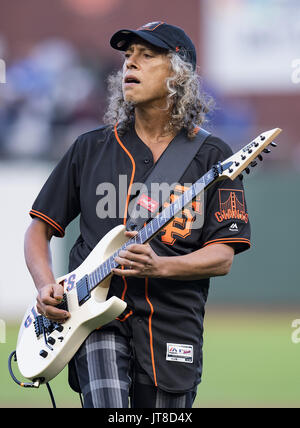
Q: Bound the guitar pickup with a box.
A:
[76,274,91,306]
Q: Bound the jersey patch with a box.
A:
[166,343,193,363]
[137,193,159,213]
[214,188,248,224]
[229,222,239,232]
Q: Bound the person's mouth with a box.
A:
[124,75,141,88]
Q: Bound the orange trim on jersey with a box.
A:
[29,209,65,237]
[145,277,158,387]
[116,310,133,322]
[121,276,128,301]
[114,124,136,225]
[203,237,251,248]
[114,123,136,301]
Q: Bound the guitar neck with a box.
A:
[87,161,232,293]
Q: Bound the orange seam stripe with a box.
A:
[30,210,65,237]
[145,277,157,387]
[114,123,136,301]
[116,310,133,322]
[114,124,136,225]
[203,238,251,247]
[121,276,128,301]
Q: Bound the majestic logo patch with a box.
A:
[166,343,193,363]
[214,189,248,224]
[229,222,239,232]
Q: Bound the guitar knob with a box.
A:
[55,324,64,333]
[47,337,56,345]
[39,350,48,358]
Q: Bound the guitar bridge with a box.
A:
[34,293,68,338]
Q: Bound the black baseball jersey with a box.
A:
[29,123,251,393]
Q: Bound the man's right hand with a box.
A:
[36,283,70,323]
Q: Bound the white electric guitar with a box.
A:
[15,128,281,386]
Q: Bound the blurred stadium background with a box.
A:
[1,0,300,408]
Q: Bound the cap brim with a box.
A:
[110,29,170,52]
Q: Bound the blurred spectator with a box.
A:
[0,37,116,160]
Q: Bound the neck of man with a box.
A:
[134,102,177,146]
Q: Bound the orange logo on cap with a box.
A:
[137,21,164,31]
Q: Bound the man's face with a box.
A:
[122,40,171,106]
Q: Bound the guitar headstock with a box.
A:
[219,128,282,181]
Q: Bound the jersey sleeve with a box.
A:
[201,138,251,255]
[29,139,81,237]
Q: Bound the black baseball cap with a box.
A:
[110,21,197,70]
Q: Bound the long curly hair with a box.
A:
[103,51,215,139]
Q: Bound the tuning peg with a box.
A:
[258,154,263,161]
[263,148,271,153]
[250,161,257,167]
[245,167,250,174]
[238,174,244,180]
[270,141,277,147]
[260,135,266,141]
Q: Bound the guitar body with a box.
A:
[16,224,128,384]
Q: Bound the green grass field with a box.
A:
[1,306,299,408]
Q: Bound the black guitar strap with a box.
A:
[126,127,211,231]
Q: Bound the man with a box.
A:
[24,22,251,408]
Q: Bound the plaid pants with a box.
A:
[73,328,197,408]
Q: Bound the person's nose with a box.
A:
[126,53,139,70]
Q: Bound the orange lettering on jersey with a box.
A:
[159,185,203,246]
[214,189,248,223]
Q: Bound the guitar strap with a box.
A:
[126,127,211,231]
